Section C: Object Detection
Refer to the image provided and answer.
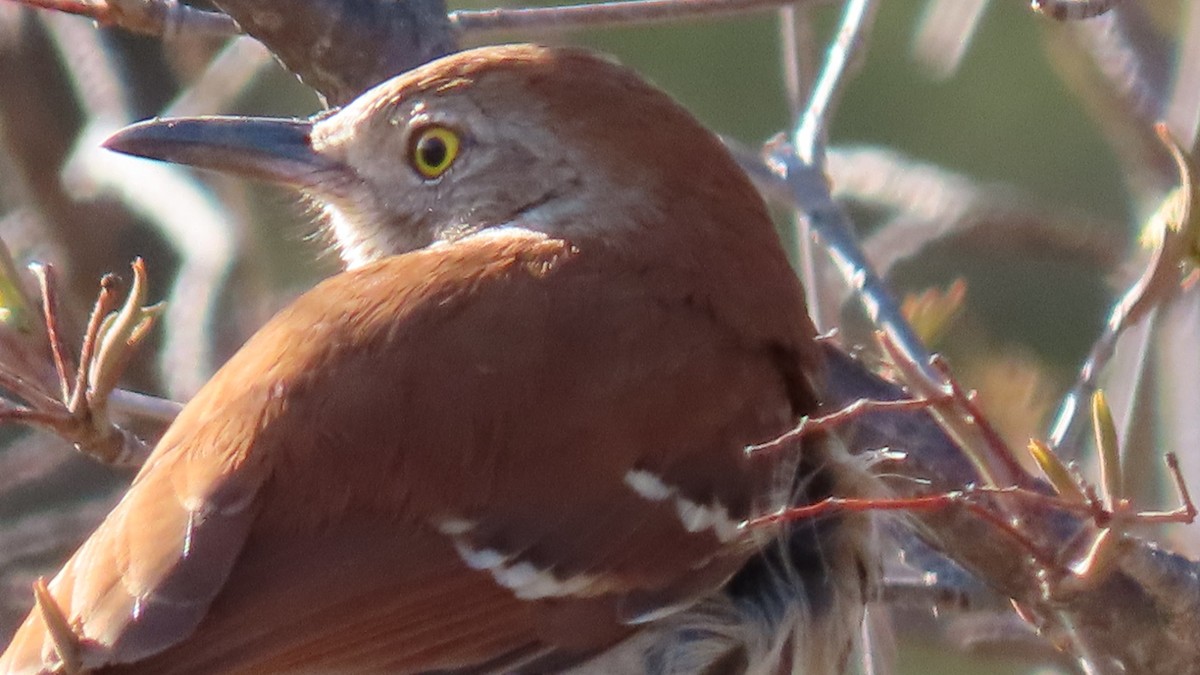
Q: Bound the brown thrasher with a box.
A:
[0,44,872,674]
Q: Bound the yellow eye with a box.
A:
[409,126,460,179]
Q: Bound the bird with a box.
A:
[1,44,873,674]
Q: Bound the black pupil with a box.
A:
[418,135,448,168]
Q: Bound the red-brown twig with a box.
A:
[66,274,116,416]
[29,264,72,403]
[0,405,74,427]
[746,393,953,454]
[749,452,1198,591]
[748,490,1063,571]
[0,364,58,410]
[930,354,1027,480]
[7,0,237,37]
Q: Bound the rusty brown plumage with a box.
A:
[1,45,866,674]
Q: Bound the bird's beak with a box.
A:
[103,116,341,188]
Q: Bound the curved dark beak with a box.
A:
[103,116,341,188]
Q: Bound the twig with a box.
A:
[67,273,117,415]
[450,0,837,34]
[791,0,876,167]
[28,263,72,403]
[1133,453,1198,524]
[776,2,826,327]
[0,405,74,427]
[6,0,238,38]
[746,394,953,454]
[747,491,1063,571]
[879,335,1025,489]
[758,3,942,401]
[1047,124,1192,453]
[106,388,181,424]
[1032,0,1126,21]
[757,0,944,397]
[0,365,59,410]
[777,4,818,119]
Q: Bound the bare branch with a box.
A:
[452,0,837,34]
[4,0,236,38]
[1048,125,1194,453]
[822,343,1200,675]
[1033,0,1126,21]
[791,0,876,166]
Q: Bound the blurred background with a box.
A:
[0,1,1196,673]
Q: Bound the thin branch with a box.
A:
[881,336,1026,489]
[1032,0,1126,21]
[777,4,818,120]
[792,0,877,166]
[0,264,161,466]
[777,2,824,329]
[753,1,944,401]
[66,273,116,415]
[0,365,58,410]
[1047,124,1192,453]
[748,491,1063,571]
[106,388,181,424]
[29,263,72,403]
[762,139,946,389]
[450,0,837,34]
[0,405,73,427]
[5,0,237,38]
[746,394,953,454]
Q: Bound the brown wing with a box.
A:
[1,228,815,674]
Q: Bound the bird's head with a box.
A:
[105,44,762,268]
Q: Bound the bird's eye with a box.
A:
[409,126,460,179]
